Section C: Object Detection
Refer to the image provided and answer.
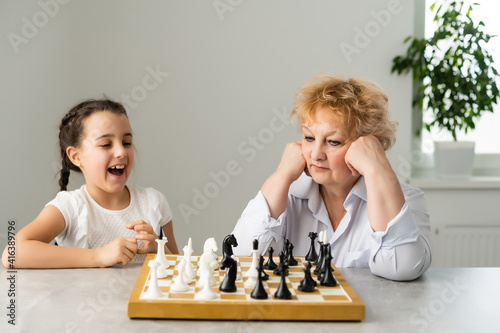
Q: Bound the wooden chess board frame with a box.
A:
[128,254,365,321]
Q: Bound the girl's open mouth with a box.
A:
[108,164,125,176]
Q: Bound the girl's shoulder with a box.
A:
[49,185,87,207]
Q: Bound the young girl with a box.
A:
[2,99,178,268]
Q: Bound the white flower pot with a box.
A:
[434,141,475,178]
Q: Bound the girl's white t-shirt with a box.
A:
[47,185,172,263]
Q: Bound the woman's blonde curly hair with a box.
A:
[291,75,397,150]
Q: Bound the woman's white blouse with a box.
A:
[232,173,432,281]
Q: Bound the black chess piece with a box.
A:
[320,244,337,287]
[220,234,238,270]
[298,261,317,292]
[263,247,277,270]
[251,255,268,299]
[285,241,298,266]
[273,251,289,276]
[313,241,325,276]
[219,257,237,292]
[274,264,292,300]
[305,232,318,262]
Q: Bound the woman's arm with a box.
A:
[261,141,307,219]
[344,135,405,232]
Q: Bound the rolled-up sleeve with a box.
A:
[369,186,432,281]
[232,191,286,255]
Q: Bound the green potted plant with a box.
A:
[391,0,499,178]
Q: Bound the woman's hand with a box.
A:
[275,141,308,183]
[127,220,158,254]
[344,135,392,177]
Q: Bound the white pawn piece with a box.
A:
[198,259,217,288]
[170,260,190,292]
[155,237,170,279]
[143,260,163,299]
[195,269,217,300]
[244,239,259,288]
[183,238,196,281]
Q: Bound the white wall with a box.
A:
[0,0,414,253]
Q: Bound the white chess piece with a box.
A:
[170,260,189,292]
[244,240,259,288]
[143,260,163,299]
[155,237,170,278]
[183,238,196,281]
[199,237,218,273]
[198,259,217,288]
[195,270,217,300]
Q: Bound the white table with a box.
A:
[1,265,499,332]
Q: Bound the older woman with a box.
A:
[232,76,431,281]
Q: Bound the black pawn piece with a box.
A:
[219,257,238,292]
[320,246,337,287]
[305,232,318,262]
[298,262,317,292]
[263,247,277,270]
[251,255,268,299]
[285,241,298,266]
[274,264,292,300]
[273,251,289,276]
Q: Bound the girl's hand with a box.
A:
[344,135,391,177]
[127,220,158,254]
[95,237,138,267]
[276,141,308,183]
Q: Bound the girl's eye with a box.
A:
[304,136,314,142]
[123,142,132,147]
[100,144,111,148]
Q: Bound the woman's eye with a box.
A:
[304,136,314,142]
[328,140,341,146]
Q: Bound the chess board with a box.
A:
[127,254,365,321]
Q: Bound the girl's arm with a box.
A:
[1,205,139,268]
[261,141,307,219]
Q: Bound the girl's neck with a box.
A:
[86,184,130,210]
